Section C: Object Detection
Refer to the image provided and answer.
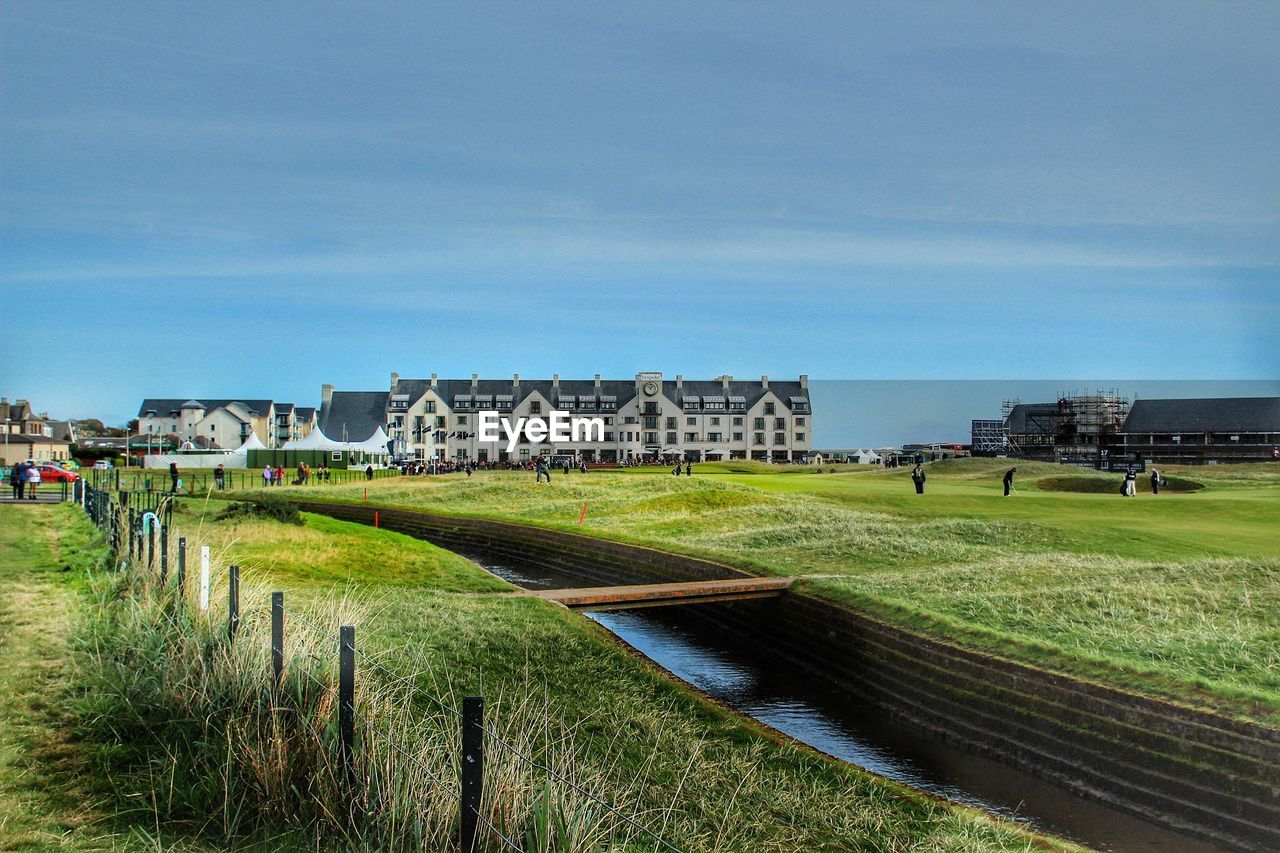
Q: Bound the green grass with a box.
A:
[0,504,156,850]
[258,458,1280,723]
[170,504,1061,852]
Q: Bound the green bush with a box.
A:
[217,494,303,524]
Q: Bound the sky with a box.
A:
[1,2,1276,437]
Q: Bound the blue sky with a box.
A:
[1,2,1276,433]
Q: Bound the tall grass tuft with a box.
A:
[73,512,663,851]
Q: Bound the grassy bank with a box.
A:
[171,498,1058,851]
[255,459,1280,723]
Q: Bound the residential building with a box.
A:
[136,398,314,449]
[318,372,813,463]
[1,397,75,465]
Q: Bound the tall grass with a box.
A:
[73,503,672,851]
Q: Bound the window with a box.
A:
[643,402,659,414]
[645,432,658,444]
[764,402,775,415]
[774,432,785,444]
[604,432,615,442]
[754,433,765,445]
[435,416,446,428]
[603,416,613,425]
[624,416,637,424]
[686,417,696,426]
[685,432,697,442]
[797,432,806,442]
[529,401,542,414]
[425,400,436,413]
[210,425,215,432]
[456,415,467,425]
[733,416,743,426]
[643,416,658,429]
[775,418,785,430]
[666,417,676,429]
[733,432,743,441]
[795,417,806,426]
[708,432,722,441]
[710,417,720,426]
[667,431,678,444]
[754,417,765,429]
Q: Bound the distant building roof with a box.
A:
[137,398,275,418]
[1120,397,1280,434]
[318,391,389,442]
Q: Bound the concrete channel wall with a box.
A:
[297,500,1280,851]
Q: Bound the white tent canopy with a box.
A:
[237,432,267,452]
[281,426,391,455]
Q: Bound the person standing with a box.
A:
[214,464,225,490]
[536,456,551,483]
[9,462,24,500]
[169,461,180,493]
[685,461,692,477]
[365,464,374,481]
[1150,467,1161,495]
[26,463,40,500]
[1124,466,1137,497]
[911,464,926,494]
[1003,466,1017,497]
[263,464,273,487]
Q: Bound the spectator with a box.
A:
[26,463,41,500]
[214,464,226,490]
[365,464,374,481]
[263,465,273,487]
[536,456,552,484]
[9,462,25,500]
[169,461,180,493]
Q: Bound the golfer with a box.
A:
[911,464,926,494]
[1150,467,1161,495]
[1003,467,1017,497]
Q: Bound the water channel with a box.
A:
[475,557,1225,853]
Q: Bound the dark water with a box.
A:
[477,559,1225,853]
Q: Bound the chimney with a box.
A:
[799,374,808,389]
[761,375,769,389]
[390,372,399,389]
[721,374,731,392]
[321,384,334,407]
[552,373,560,391]
[594,373,601,391]
[676,375,683,392]
[471,373,479,393]
[430,373,438,389]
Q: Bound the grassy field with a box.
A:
[258,458,1280,724]
[0,499,1063,851]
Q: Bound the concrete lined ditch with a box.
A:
[298,500,1280,851]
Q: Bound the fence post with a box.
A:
[227,564,240,640]
[339,625,356,791]
[271,592,284,687]
[199,546,211,610]
[177,537,186,597]
[148,521,155,568]
[461,696,484,852]
[160,527,169,586]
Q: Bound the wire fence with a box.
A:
[78,482,682,852]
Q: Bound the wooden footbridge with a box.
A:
[528,576,794,610]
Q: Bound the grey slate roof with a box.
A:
[389,377,809,411]
[1120,397,1280,434]
[1004,402,1067,435]
[295,407,317,421]
[137,398,274,418]
[318,391,388,441]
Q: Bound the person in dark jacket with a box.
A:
[685,461,692,476]
[536,457,551,483]
[365,465,374,481]
[911,465,926,494]
[1150,467,1161,495]
[169,462,180,492]
[1003,466,1017,497]
[214,464,225,490]
[9,462,25,500]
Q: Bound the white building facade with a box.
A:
[368,372,812,463]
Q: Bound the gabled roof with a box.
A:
[295,406,317,421]
[138,398,274,418]
[1120,397,1280,434]
[387,377,809,410]
[275,402,295,415]
[318,391,389,442]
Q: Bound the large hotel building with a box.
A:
[319,372,813,463]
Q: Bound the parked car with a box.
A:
[93,460,113,470]
[35,464,79,482]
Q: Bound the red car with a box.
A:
[35,464,80,482]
